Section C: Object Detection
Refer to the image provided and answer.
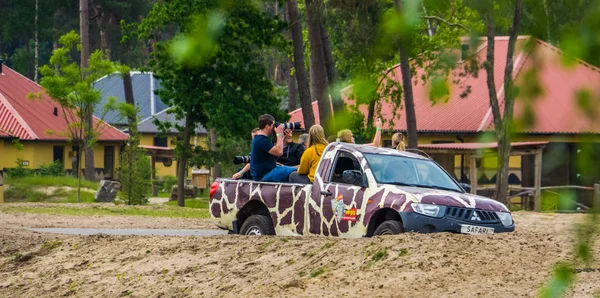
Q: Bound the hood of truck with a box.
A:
[391,186,510,212]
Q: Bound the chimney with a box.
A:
[53,107,58,116]
[0,59,3,73]
[461,44,470,60]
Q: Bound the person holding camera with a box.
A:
[250,114,297,182]
[232,128,259,180]
[276,128,305,167]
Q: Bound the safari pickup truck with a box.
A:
[209,143,514,237]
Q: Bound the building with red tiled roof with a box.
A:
[289,36,600,189]
[0,64,129,180]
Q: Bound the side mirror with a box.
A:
[460,183,471,192]
[343,170,367,187]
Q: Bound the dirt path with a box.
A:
[0,211,215,230]
[0,211,599,297]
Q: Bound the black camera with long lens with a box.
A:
[274,121,302,130]
[233,156,251,164]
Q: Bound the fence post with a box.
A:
[534,151,542,212]
[594,183,600,212]
[469,155,478,195]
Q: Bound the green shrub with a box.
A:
[157,175,177,193]
[5,158,33,178]
[118,143,151,205]
[37,161,65,176]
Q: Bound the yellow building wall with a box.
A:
[140,133,208,178]
[0,140,121,178]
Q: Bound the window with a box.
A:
[153,136,168,147]
[53,146,64,165]
[328,151,362,184]
[363,153,463,193]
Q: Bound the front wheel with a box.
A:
[240,215,275,236]
[373,220,404,236]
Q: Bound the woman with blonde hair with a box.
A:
[337,118,382,147]
[391,132,406,151]
[289,125,329,183]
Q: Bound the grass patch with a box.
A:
[0,204,210,219]
[4,184,95,203]
[63,191,96,203]
[321,242,336,250]
[310,267,326,278]
[156,192,171,198]
[4,176,98,203]
[5,176,98,190]
[371,249,388,262]
[41,240,62,250]
[165,198,209,209]
[259,239,275,250]
[398,248,408,256]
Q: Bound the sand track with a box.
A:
[0,211,598,297]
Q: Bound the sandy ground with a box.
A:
[0,209,599,297]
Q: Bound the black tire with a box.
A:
[239,215,275,236]
[373,220,404,236]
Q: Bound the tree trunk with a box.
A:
[83,114,95,180]
[399,47,417,149]
[395,0,418,149]
[495,0,523,204]
[542,0,554,45]
[76,144,81,202]
[123,72,136,127]
[366,99,375,129]
[26,40,32,79]
[99,27,110,59]
[177,108,194,207]
[481,0,523,204]
[287,59,297,111]
[305,0,331,133]
[321,24,336,87]
[80,0,90,70]
[320,24,343,119]
[80,0,95,181]
[34,0,39,82]
[421,0,434,37]
[287,0,314,130]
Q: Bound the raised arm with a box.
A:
[268,124,285,156]
[365,118,382,147]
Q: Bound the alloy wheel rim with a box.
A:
[246,226,262,235]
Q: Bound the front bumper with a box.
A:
[399,211,515,233]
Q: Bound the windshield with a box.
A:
[363,153,463,193]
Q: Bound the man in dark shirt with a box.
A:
[277,128,305,167]
[250,114,296,182]
[232,128,259,180]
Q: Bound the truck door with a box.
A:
[315,150,367,237]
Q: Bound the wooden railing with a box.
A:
[476,184,600,212]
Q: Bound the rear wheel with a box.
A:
[373,220,404,236]
[240,215,275,236]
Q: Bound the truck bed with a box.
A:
[210,178,313,236]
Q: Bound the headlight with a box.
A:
[495,212,513,227]
[411,203,446,218]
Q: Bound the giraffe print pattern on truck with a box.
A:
[210,143,510,238]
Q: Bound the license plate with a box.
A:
[460,224,494,234]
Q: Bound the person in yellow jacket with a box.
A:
[289,124,328,183]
